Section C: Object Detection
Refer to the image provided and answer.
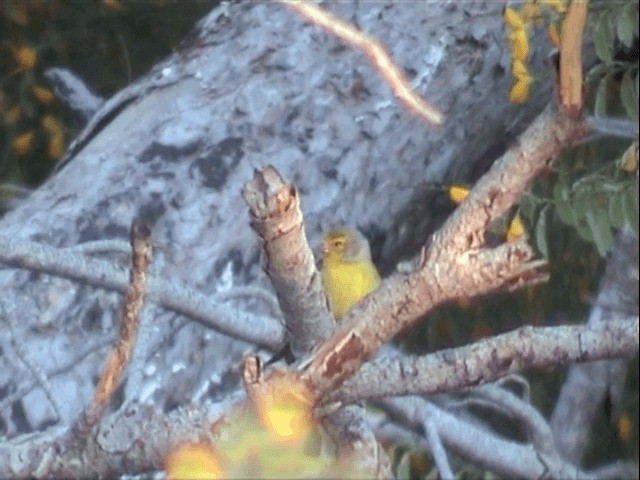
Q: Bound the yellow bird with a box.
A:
[321,227,381,321]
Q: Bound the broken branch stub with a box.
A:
[242,165,334,357]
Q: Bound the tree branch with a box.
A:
[551,227,639,463]
[299,104,589,402]
[329,317,638,405]
[379,396,584,479]
[0,236,285,349]
[242,165,333,357]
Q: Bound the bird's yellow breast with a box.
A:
[321,257,380,320]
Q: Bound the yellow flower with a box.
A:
[41,114,63,134]
[447,184,470,205]
[12,45,37,71]
[47,132,65,160]
[512,59,530,80]
[617,414,632,442]
[13,131,35,156]
[506,214,525,243]
[40,115,65,160]
[503,7,526,31]
[509,60,532,104]
[32,86,56,106]
[509,30,530,61]
[509,77,531,104]
[321,227,381,321]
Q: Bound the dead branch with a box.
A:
[281,0,443,126]
[0,236,284,349]
[328,316,638,405]
[85,221,152,426]
[242,165,333,357]
[560,0,587,118]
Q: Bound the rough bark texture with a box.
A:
[0,0,552,465]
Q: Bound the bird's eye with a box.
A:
[333,239,344,248]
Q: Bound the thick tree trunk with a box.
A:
[0,0,552,469]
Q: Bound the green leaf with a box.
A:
[519,194,536,221]
[586,207,614,256]
[554,181,575,225]
[535,205,550,259]
[594,11,614,64]
[608,190,627,228]
[620,71,639,121]
[594,74,609,116]
[575,218,593,242]
[630,4,640,40]
[616,5,637,48]
[586,63,610,84]
[623,184,639,235]
[571,187,593,220]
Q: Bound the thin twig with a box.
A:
[1,300,64,424]
[282,0,443,126]
[85,221,152,426]
[0,236,285,349]
[421,414,454,479]
[0,338,113,415]
[472,385,556,457]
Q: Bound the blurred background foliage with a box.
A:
[0,0,213,193]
